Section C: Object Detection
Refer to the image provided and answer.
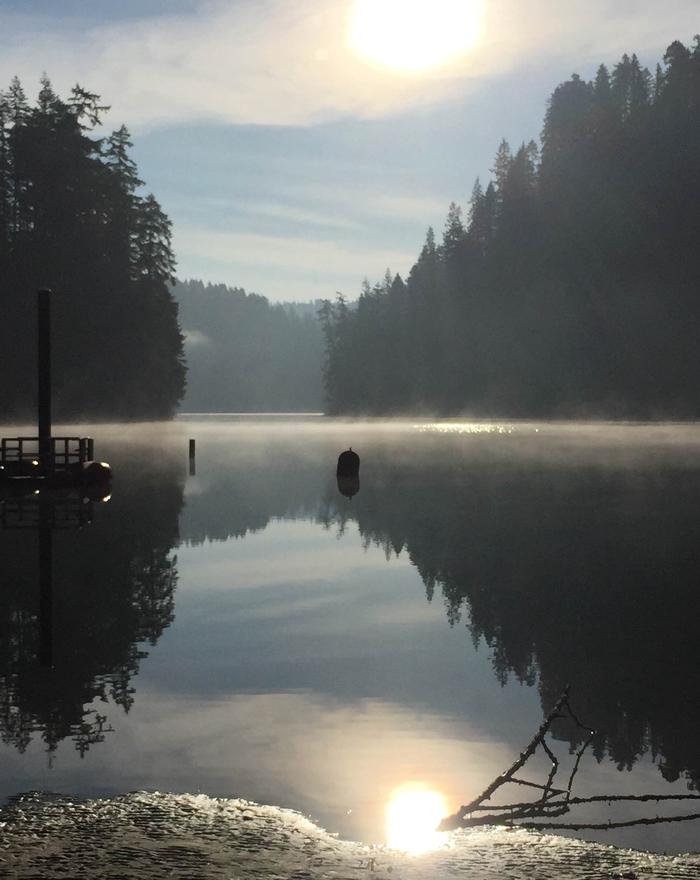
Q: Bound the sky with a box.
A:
[0,0,698,302]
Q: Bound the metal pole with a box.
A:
[37,288,52,473]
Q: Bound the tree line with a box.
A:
[320,39,700,417]
[0,77,185,421]
[175,279,323,413]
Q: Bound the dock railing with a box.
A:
[0,436,93,471]
[0,496,93,530]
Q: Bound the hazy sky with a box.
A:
[1,0,697,301]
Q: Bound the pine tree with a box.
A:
[0,76,185,419]
[594,64,612,103]
[441,201,466,264]
[467,180,496,257]
[133,194,176,283]
[492,138,512,196]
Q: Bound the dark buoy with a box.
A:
[336,447,360,478]
[337,475,360,499]
[80,460,113,484]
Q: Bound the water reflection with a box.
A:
[0,451,183,757]
[179,423,700,794]
[332,449,700,793]
[386,785,448,853]
[1,420,699,855]
[337,475,360,498]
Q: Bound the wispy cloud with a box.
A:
[0,0,455,128]
[264,183,449,228]
[245,201,363,233]
[174,224,415,286]
[1,1,696,130]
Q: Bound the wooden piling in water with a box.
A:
[37,289,52,473]
[189,439,196,476]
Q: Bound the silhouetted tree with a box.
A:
[319,37,700,419]
[0,77,185,420]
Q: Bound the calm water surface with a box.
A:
[1,417,699,855]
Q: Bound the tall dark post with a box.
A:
[37,288,52,473]
[189,439,196,476]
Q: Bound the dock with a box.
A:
[0,289,111,492]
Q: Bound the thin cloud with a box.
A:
[246,201,363,233]
[266,183,449,227]
[179,188,448,234]
[0,1,696,130]
[174,224,416,279]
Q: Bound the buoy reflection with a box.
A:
[385,786,447,854]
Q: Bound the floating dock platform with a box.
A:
[0,289,112,495]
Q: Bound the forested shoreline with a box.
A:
[320,39,700,418]
[0,78,185,421]
[174,280,323,412]
[4,39,699,421]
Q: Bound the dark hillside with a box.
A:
[174,279,324,412]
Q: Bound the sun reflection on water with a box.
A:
[385,785,448,854]
[414,422,516,434]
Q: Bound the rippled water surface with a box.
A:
[1,417,699,865]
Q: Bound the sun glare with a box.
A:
[350,0,482,73]
[386,786,448,854]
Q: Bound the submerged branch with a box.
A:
[439,688,700,834]
[439,687,572,831]
[515,812,700,831]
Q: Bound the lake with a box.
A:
[1,417,699,869]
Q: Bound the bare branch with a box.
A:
[439,688,700,834]
[439,687,572,831]
[516,812,700,831]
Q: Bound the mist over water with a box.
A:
[2,417,700,858]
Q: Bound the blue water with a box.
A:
[1,417,698,855]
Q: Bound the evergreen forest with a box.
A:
[0,78,185,421]
[175,280,323,412]
[320,39,700,417]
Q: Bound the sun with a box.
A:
[349,0,483,74]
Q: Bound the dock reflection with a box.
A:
[0,456,183,759]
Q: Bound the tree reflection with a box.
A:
[177,433,700,790]
[0,456,183,757]
[329,445,700,790]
